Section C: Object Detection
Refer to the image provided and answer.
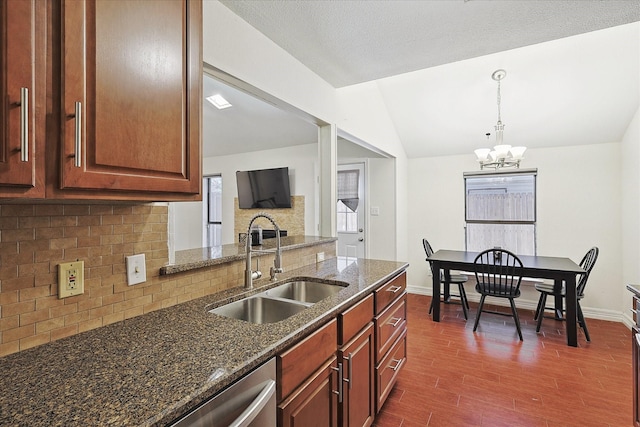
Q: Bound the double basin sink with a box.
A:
[209,279,348,324]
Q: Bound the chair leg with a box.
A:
[473,295,486,332]
[536,293,547,332]
[460,285,470,310]
[577,301,590,342]
[509,298,523,341]
[457,283,468,320]
[534,293,544,320]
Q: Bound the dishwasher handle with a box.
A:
[229,379,276,427]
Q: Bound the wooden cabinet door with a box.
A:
[339,323,375,427]
[0,0,45,197]
[279,356,339,427]
[60,0,201,196]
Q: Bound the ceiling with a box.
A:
[207,1,639,159]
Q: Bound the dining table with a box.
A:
[427,249,586,347]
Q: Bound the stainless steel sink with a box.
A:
[209,296,307,324]
[262,279,346,304]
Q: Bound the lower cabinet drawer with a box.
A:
[375,292,406,363]
[277,319,338,402]
[375,329,406,413]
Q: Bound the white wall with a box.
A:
[172,201,205,251]
[202,1,409,261]
[621,107,640,326]
[203,143,318,245]
[407,142,623,319]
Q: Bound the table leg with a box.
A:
[432,260,441,322]
[443,269,451,303]
[565,275,578,347]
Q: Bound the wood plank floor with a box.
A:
[374,294,633,427]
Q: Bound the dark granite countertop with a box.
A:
[161,236,337,275]
[0,257,408,427]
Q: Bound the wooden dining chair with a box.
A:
[534,246,599,341]
[423,239,470,320]
[472,248,524,340]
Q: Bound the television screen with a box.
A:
[236,167,292,209]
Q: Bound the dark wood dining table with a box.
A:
[427,249,585,347]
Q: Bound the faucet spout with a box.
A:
[244,212,284,289]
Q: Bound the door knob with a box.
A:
[358,238,364,242]
[358,228,363,232]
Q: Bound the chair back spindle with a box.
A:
[473,249,523,298]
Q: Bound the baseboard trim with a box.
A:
[407,285,627,325]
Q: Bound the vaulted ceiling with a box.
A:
[207,1,639,159]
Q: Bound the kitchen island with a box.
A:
[0,256,407,426]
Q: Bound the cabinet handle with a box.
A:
[389,358,403,372]
[387,285,402,293]
[19,87,29,162]
[636,334,640,348]
[388,317,402,327]
[74,101,82,167]
[343,353,353,390]
[331,363,343,403]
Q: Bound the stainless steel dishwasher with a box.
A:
[170,358,276,427]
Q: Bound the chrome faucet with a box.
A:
[244,212,283,289]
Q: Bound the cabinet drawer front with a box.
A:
[374,272,406,315]
[278,319,337,401]
[375,293,407,363]
[376,330,407,412]
[339,294,374,345]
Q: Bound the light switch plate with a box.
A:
[58,261,85,299]
[126,254,147,286]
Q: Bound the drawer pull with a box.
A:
[19,87,29,162]
[389,358,403,372]
[388,317,402,327]
[636,334,640,347]
[386,285,402,293]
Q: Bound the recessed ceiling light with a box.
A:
[206,94,232,109]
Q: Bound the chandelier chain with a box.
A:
[496,79,502,123]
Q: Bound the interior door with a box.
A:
[337,163,365,258]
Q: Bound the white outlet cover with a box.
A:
[126,254,147,286]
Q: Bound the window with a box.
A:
[464,170,537,255]
[205,175,222,246]
[337,169,360,233]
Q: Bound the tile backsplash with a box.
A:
[0,203,335,357]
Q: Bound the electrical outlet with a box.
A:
[316,252,325,263]
[58,261,85,299]
[126,254,147,286]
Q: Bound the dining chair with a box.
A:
[533,246,599,342]
[423,239,470,320]
[472,248,524,340]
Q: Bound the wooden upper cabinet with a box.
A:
[0,0,46,197]
[59,0,201,197]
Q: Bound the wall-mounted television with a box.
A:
[236,167,292,209]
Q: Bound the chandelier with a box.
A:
[474,69,526,170]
